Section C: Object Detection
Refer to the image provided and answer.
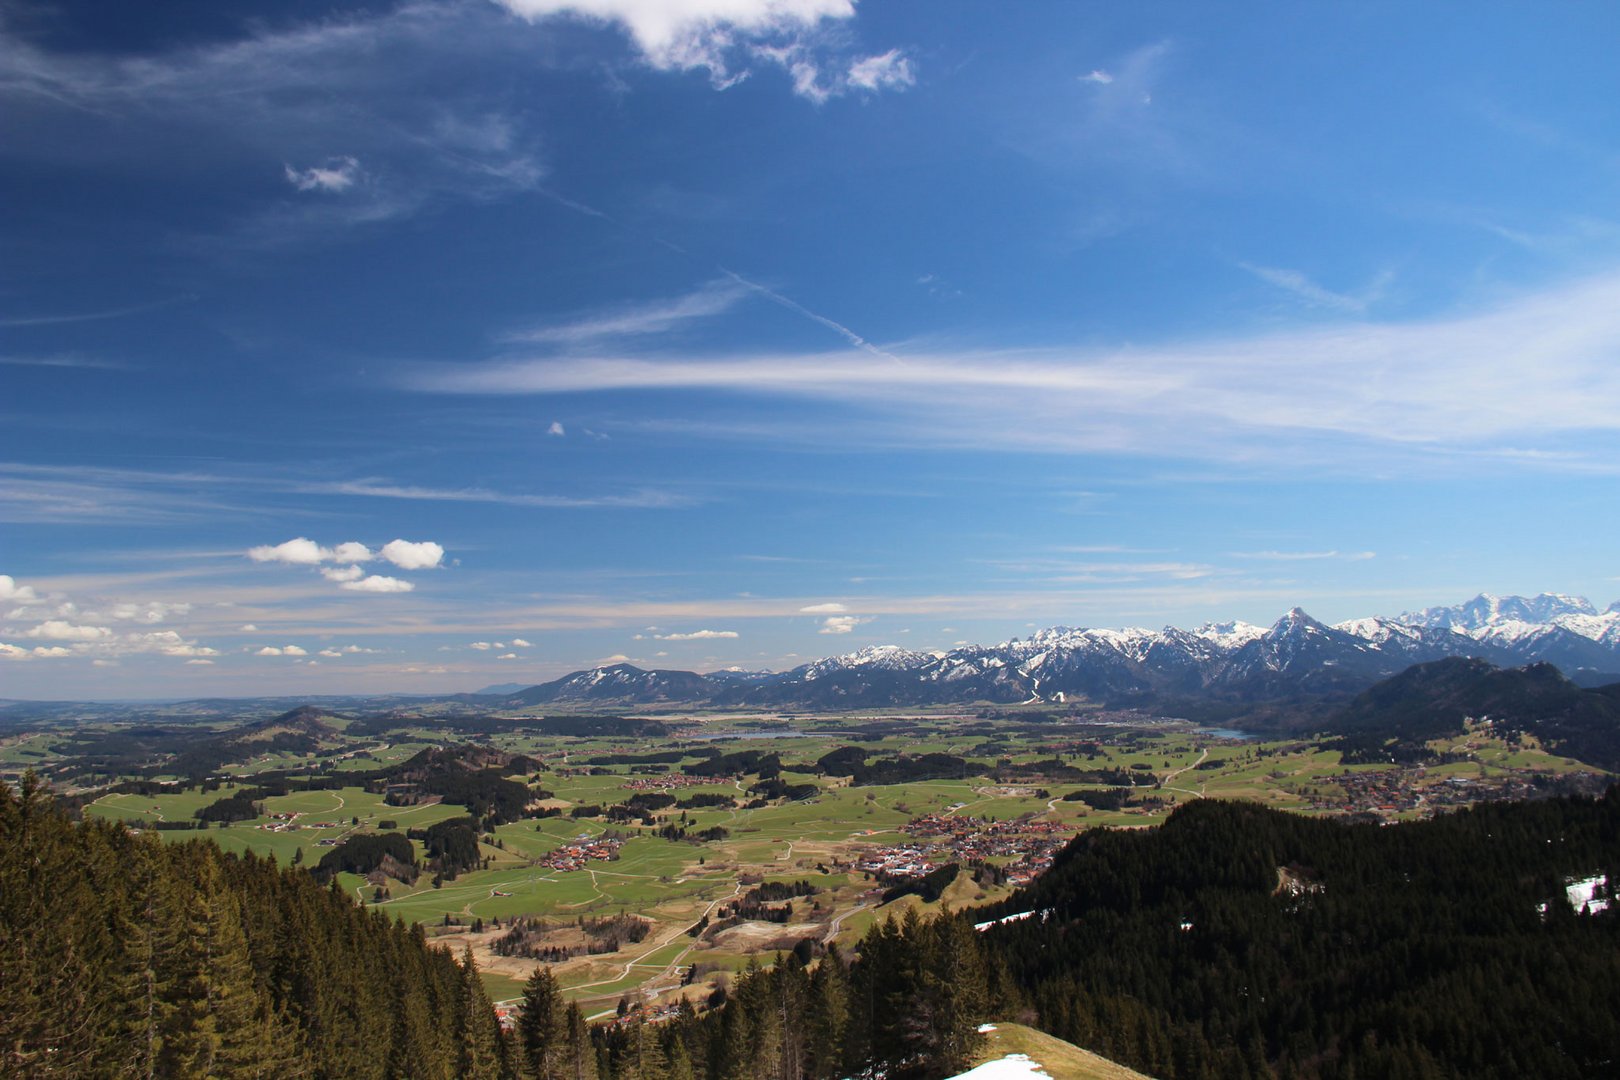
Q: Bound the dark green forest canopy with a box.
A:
[976,791,1620,1079]
[0,773,505,1079]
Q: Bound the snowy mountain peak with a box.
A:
[1404,592,1598,631]
[1192,620,1267,649]
[1270,607,1324,634]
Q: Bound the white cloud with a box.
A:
[0,643,28,659]
[509,279,751,345]
[497,652,519,659]
[0,575,39,602]
[496,0,909,102]
[26,620,111,642]
[511,637,532,647]
[186,659,215,665]
[406,272,1620,472]
[340,574,415,593]
[256,645,307,656]
[248,537,330,565]
[380,539,445,570]
[847,49,914,92]
[29,645,73,658]
[321,565,366,583]
[799,602,847,613]
[239,624,259,632]
[332,541,374,563]
[547,421,566,436]
[818,615,865,634]
[655,629,739,640]
[161,643,219,658]
[496,0,853,76]
[1080,69,1114,85]
[1239,263,1392,315]
[469,641,494,650]
[284,156,363,193]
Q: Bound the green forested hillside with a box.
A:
[984,790,1620,1078]
[0,773,505,1078]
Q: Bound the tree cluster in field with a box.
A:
[879,863,960,904]
[313,831,416,882]
[1,773,507,1079]
[813,746,982,786]
[676,792,735,809]
[974,788,1620,1078]
[1061,787,1130,810]
[684,749,781,778]
[195,791,265,823]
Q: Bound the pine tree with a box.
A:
[563,1001,597,1080]
[518,966,567,1079]
[459,947,506,1080]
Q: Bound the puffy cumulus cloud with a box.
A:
[510,638,532,647]
[497,0,852,73]
[248,537,330,565]
[332,541,374,563]
[380,539,444,570]
[654,629,739,640]
[162,644,219,658]
[469,641,495,650]
[340,574,414,593]
[27,620,112,642]
[285,156,363,193]
[185,659,215,665]
[799,602,847,613]
[497,653,519,660]
[321,565,366,583]
[819,615,867,634]
[0,575,39,603]
[0,642,74,659]
[547,421,566,436]
[319,649,343,658]
[256,645,308,657]
[107,601,191,624]
[496,0,910,103]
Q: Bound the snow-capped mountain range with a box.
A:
[502,593,1620,709]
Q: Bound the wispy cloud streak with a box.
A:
[406,272,1620,470]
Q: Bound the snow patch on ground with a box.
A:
[1566,874,1611,914]
[974,909,1049,932]
[947,1054,1053,1080]
[977,1024,998,1033]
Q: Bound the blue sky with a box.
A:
[4,0,1620,697]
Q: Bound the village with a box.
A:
[533,834,624,873]
[854,810,1074,886]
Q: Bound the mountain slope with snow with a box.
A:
[501,593,1620,710]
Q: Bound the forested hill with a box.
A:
[0,774,506,1078]
[1327,656,1620,769]
[979,791,1620,1078]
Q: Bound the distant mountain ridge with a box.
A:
[499,592,1620,709]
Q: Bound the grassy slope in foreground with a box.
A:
[957,1023,1155,1080]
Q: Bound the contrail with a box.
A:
[529,183,904,365]
[718,267,906,366]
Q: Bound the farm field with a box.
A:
[20,706,1610,1011]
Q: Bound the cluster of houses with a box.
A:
[622,773,727,791]
[536,834,624,872]
[1309,768,1540,818]
[256,812,344,834]
[854,843,936,878]
[851,811,1074,886]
